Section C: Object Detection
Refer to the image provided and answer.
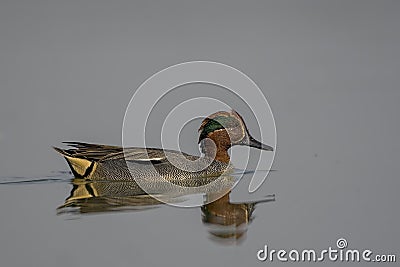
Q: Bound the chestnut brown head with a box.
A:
[198,110,273,151]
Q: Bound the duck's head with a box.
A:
[198,110,273,155]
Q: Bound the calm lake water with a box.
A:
[0,160,398,267]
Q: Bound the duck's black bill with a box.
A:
[246,136,274,151]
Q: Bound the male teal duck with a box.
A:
[54,110,273,181]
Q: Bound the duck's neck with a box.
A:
[200,137,231,163]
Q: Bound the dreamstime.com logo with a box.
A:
[122,61,276,207]
[257,238,397,263]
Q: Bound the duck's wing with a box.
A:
[55,141,198,163]
[101,146,199,163]
[55,141,124,161]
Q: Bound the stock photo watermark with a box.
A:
[257,238,396,263]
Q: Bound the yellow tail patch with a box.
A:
[64,156,96,178]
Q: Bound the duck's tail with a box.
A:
[53,146,96,179]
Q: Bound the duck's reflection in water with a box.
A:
[202,192,274,244]
[57,177,275,243]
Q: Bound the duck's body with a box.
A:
[54,110,273,181]
[54,142,230,181]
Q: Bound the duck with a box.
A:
[54,110,273,182]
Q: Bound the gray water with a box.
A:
[1,1,399,266]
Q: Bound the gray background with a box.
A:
[0,0,399,266]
